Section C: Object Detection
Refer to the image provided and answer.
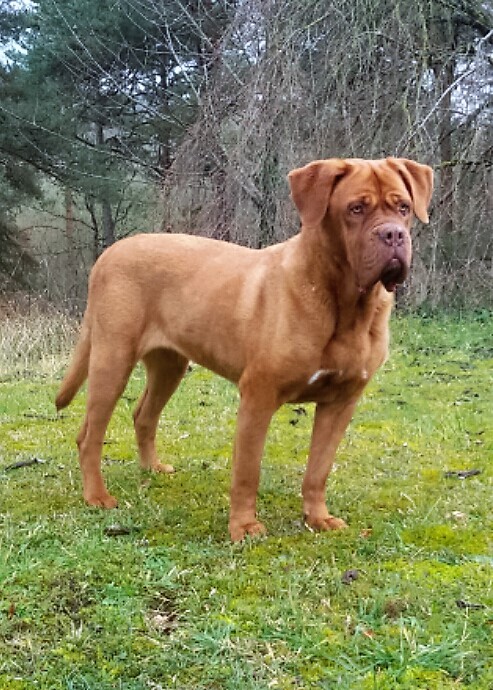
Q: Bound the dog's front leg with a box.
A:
[229,383,278,542]
[302,399,359,531]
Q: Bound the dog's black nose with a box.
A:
[378,224,405,248]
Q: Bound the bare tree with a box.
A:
[164,0,493,306]
[3,0,492,307]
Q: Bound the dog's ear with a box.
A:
[288,159,349,227]
[388,158,434,224]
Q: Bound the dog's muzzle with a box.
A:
[375,223,411,292]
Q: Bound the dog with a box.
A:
[56,157,433,541]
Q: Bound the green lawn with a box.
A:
[0,312,492,689]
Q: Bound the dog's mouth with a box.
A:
[380,258,407,292]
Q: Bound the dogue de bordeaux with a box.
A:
[56,157,433,541]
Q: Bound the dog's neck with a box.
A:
[292,226,391,331]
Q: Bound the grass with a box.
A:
[0,310,492,689]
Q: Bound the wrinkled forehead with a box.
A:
[333,160,410,202]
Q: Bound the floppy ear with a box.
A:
[288,159,349,227]
[388,158,434,224]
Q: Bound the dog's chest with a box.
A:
[291,326,388,404]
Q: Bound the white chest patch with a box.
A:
[308,368,340,385]
[307,367,370,386]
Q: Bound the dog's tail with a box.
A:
[55,317,91,411]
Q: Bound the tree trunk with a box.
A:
[95,121,115,249]
[258,135,279,247]
[438,59,455,243]
[158,49,172,173]
[430,5,457,272]
[64,187,77,297]
[101,200,115,250]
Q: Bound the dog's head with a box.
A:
[288,157,433,293]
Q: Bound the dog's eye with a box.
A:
[349,202,365,216]
[398,202,411,216]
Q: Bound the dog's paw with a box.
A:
[304,514,348,531]
[152,462,175,474]
[84,492,118,509]
[229,520,267,542]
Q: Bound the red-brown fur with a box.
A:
[56,158,433,541]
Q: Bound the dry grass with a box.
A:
[0,297,78,379]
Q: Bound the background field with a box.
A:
[0,312,492,689]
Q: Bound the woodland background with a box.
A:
[0,0,492,312]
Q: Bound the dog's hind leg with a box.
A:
[78,344,135,508]
[133,348,189,473]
